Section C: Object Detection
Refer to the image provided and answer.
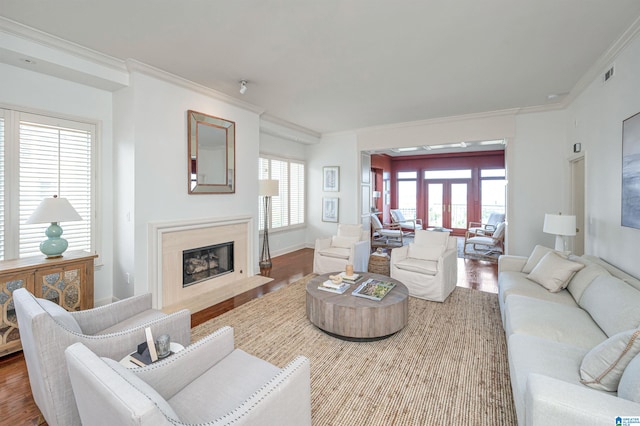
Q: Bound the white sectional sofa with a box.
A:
[498,246,640,425]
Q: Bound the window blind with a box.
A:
[18,115,93,257]
[258,156,305,231]
[0,116,4,259]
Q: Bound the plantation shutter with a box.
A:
[270,159,288,229]
[290,161,304,226]
[0,115,4,259]
[18,113,93,257]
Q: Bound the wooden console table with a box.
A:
[0,251,97,357]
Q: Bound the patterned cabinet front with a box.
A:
[35,264,86,311]
[0,251,96,356]
[0,272,34,357]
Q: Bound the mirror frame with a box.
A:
[187,110,236,194]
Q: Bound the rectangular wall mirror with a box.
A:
[188,110,235,194]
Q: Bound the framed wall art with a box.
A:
[322,197,339,222]
[323,166,340,192]
[622,111,640,229]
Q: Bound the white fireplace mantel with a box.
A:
[148,215,256,309]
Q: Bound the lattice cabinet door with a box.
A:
[0,272,34,357]
[35,262,89,312]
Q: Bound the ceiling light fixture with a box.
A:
[391,147,419,152]
[239,80,248,95]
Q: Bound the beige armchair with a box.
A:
[464,221,506,259]
[313,223,370,274]
[390,209,423,234]
[13,288,191,426]
[390,230,458,302]
[64,326,312,426]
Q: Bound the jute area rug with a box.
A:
[192,275,516,425]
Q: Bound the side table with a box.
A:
[368,251,390,276]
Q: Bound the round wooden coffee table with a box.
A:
[306,272,409,340]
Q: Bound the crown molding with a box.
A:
[260,114,321,144]
[0,16,126,72]
[125,59,265,115]
[565,14,640,106]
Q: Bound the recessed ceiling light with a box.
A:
[391,147,419,152]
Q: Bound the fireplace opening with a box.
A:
[183,242,234,287]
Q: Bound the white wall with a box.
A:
[112,71,262,299]
[566,33,640,276]
[306,132,360,245]
[0,63,115,304]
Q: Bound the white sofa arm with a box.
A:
[525,373,640,426]
[498,255,527,273]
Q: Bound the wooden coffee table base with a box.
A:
[306,272,409,340]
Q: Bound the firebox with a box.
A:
[183,241,234,287]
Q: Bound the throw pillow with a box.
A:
[522,245,570,274]
[527,252,585,292]
[408,243,444,261]
[566,263,610,304]
[580,329,640,392]
[36,298,82,333]
[331,235,358,249]
[619,354,640,403]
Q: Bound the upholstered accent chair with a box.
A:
[64,326,312,426]
[370,213,404,248]
[390,230,458,302]
[467,212,505,236]
[463,221,506,259]
[313,223,370,274]
[13,288,191,426]
[390,209,423,234]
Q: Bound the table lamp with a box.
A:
[543,213,576,251]
[26,195,82,258]
[259,180,279,273]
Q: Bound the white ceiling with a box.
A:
[1,1,640,135]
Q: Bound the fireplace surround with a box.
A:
[149,215,262,310]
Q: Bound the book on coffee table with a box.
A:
[352,278,396,301]
[338,272,364,284]
[318,280,351,294]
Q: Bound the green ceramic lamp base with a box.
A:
[40,222,69,258]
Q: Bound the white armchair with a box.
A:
[313,223,370,275]
[13,288,191,426]
[390,230,458,302]
[64,326,311,426]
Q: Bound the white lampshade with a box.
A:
[259,180,279,197]
[543,214,576,236]
[373,191,381,198]
[26,195,82,224]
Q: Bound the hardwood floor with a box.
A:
[0,248,497,425]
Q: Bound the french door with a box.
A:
[425,180,469,234]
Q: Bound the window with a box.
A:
[259,156,305,231]
[397,171,417,220]
[480,168,506,222]
[0,109,96,260]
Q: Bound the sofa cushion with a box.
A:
[619,354,640,403]
[499,271,577,307]
[508,333,592,425]
[527,252,585,292]
[504,295,607,349]
[408,243,444,261]
[36,298,82,333]
[522,245,569,274]
[566,262,610,304]
[169,349,280,423]
[102,357,180,420]
[331,235,358,249]
[580,329,640,392]
[579,275,640,337]
[317,246,350,260]
[393,258,438,275]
